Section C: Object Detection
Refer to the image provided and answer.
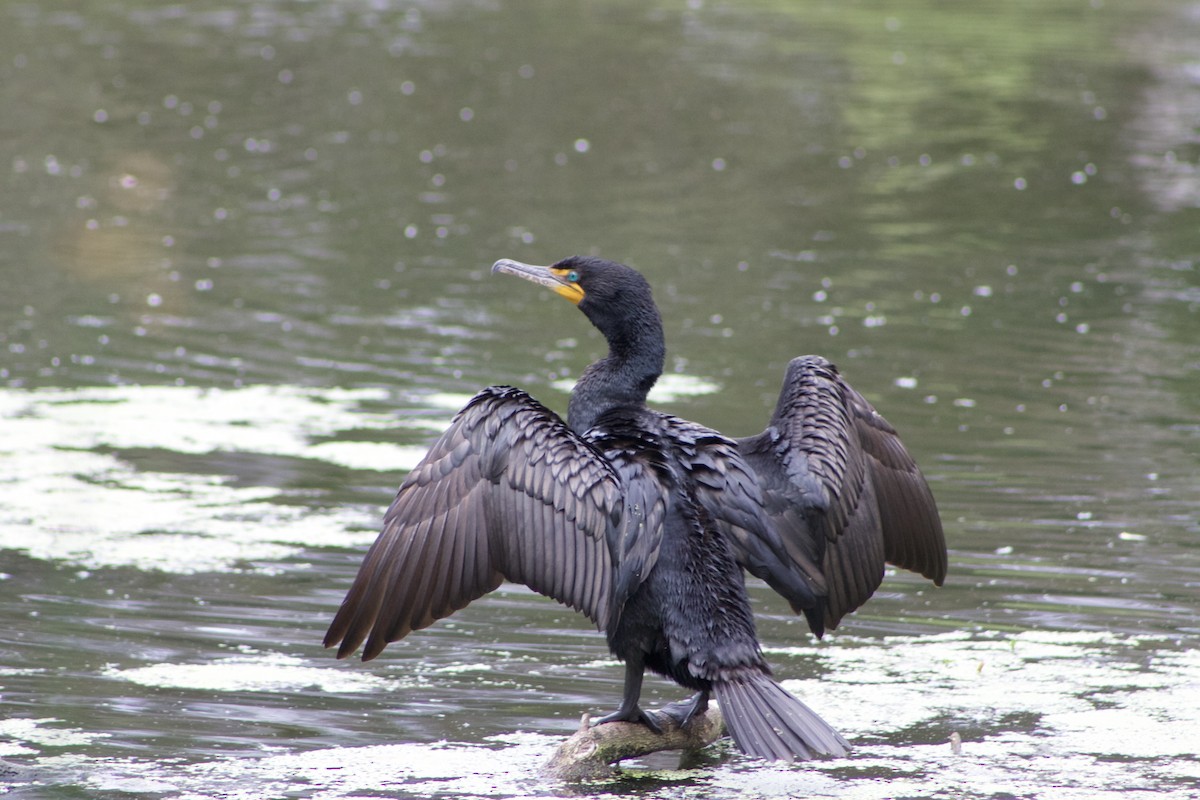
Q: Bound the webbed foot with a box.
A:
[655,690,709,728]
[592,705,664,734]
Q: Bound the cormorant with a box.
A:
[325,256,946,761]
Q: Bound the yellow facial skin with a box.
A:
[549,267,585,305]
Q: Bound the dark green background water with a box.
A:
[2,1,1198,798]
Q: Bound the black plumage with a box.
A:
[324,255,947,761]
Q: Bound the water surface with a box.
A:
[2,1,1198,798]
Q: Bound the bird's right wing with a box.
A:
[324,386,622,661]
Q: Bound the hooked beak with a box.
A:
[491,259,584,305]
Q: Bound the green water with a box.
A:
[2,1,1198,798]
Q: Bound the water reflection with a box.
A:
[2,0,1199,797]
[0,385,419,572]
[4,632,1197,798]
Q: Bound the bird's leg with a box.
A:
[592,655,663,733]
[655,689,710,729]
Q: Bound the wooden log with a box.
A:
[544,705,726,781]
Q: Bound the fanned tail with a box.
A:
[714,674,849,761]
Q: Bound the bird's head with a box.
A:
[491,255,659,342]
[492,255,665,430]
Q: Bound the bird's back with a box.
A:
[586,408,769,688]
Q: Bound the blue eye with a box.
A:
[567,270,579,282]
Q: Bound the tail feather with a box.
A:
[714,674,849,761]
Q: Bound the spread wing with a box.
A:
[736,356,946,635]
[324,386,622,661]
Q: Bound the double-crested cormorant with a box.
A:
[325,256,946,761]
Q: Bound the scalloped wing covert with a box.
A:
[665,416,826,617]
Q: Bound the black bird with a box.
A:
[325,256,946,761]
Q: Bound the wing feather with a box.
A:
[324,386,621,661]
[845,385,948,583]
[605,464,667,632]
[736,356,946,634]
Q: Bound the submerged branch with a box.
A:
[544,705,725,781]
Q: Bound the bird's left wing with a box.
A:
[324,386,622,661]
[736,356,946,635]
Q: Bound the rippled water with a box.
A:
[2,1,1199,798]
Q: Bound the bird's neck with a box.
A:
[567,316,664,434]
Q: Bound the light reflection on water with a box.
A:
[1,377,1196,798]
[0,385,407,572]
[2,0,1200,798]
[4,632,1198,798]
